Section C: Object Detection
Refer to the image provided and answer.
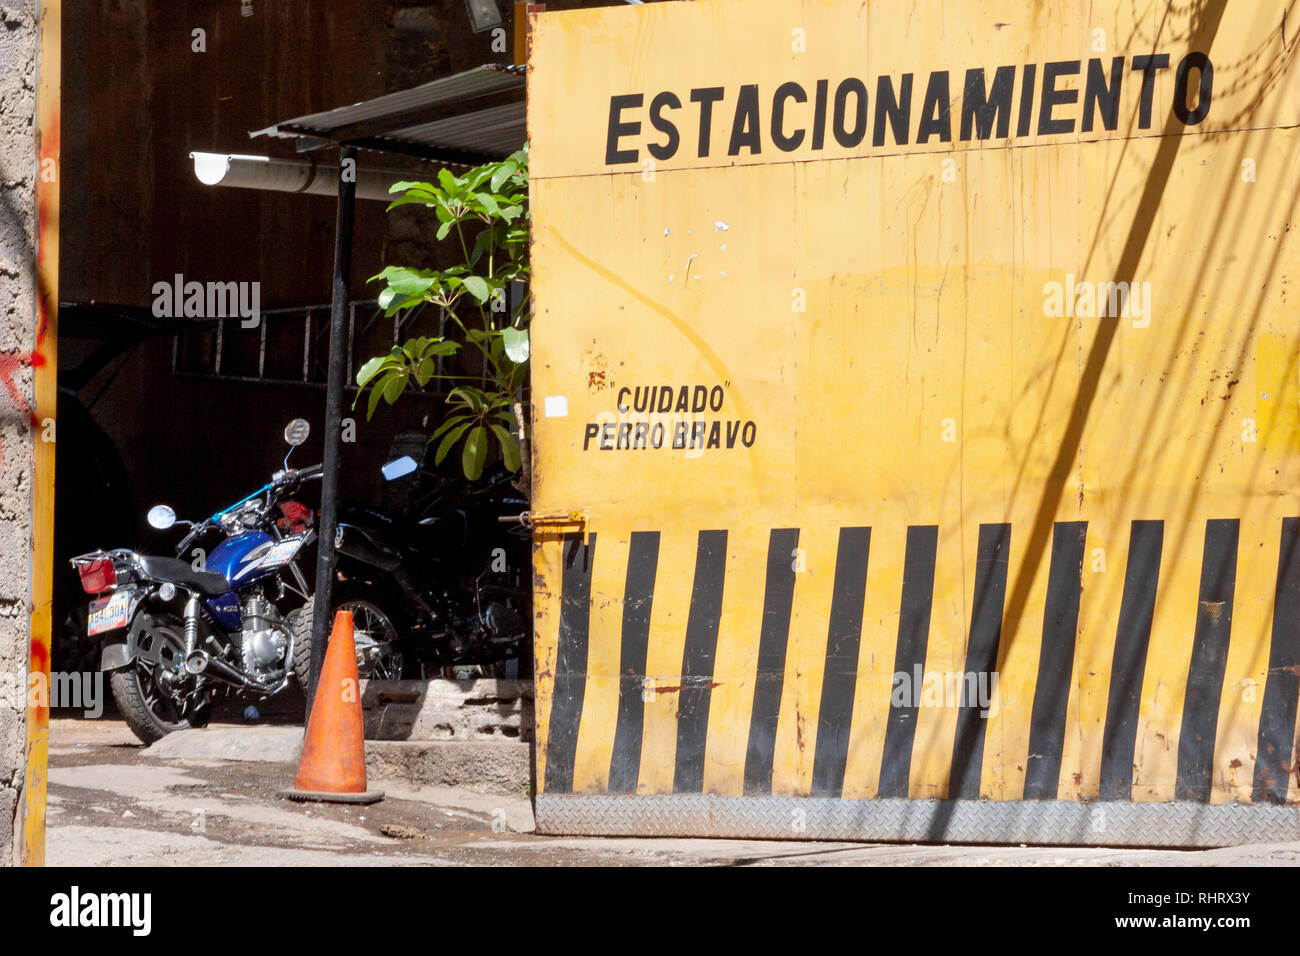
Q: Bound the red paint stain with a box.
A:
[28,638,49,723]
[0,349,40,425]
[0,348,41,475]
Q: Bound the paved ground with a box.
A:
[44,718,1300,866]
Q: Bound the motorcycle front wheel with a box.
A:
[291,587,406,688]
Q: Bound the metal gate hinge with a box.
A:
[499,510,587,529]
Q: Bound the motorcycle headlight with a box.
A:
[219,501,260,533]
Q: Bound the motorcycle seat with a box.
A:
[139,556,231,596]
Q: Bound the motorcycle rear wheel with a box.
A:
[108,616,210,744]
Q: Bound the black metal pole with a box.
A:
[307,145,357,716]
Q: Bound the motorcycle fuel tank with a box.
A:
[208,530,275,585]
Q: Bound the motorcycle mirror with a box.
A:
[283,419,311,446]
[147,504,177,530]
[382,456,419,481]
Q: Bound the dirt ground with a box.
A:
[42,718,1300,867]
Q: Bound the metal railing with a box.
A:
[171,299,447,394]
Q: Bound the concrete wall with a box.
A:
[0,0,38,865]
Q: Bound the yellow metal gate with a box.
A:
[527,0,1300,844]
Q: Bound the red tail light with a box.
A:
[77,558,116,594]
[276,500,314,535]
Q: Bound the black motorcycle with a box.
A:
[292,455,531,682]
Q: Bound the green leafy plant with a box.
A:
[431,385,521,480]
[355,145,530,486]
[354,336,461,421]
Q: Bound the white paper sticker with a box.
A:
[544,395,568,418]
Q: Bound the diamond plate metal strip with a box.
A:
[535,794,1300,848]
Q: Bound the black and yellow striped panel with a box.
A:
[524,0,1300,846]
[536,517,1300,812]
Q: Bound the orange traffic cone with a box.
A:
[277,609,383,804]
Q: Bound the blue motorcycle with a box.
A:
[71,420,321,743]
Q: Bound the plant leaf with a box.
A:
[435,420,472,464]
[465,166,494,191]
[382,370,408,405]
[502,326,529,363]
[490,423,521,472]
[355,355,386,388]
[490,161,516,193]
[378,266,437,296]
[462,275,491,304]
[448,385,487,412]
[413,357,434,387]
[421,339,459,358]
[431,413,470,439]
[462,425,487,480]
[385,194,439,212]
[366,375,389,420]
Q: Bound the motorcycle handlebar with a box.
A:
[175,519,211,556]
[169,465,324,555]
[273,463,323,487]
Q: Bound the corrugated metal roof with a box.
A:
[250,64,526,166]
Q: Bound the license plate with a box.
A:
[255,533,307,571]
[87,590,131,636]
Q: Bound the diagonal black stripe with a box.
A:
[878,525,938,799]
[1175,518,1239,803]
[671,530,728,794]
[811,527,871,797]
[542,532,596,794]
[1253,518,1300,803]
[608,532,660,794]
[742,528,801,795]
[1023,521,1088,799]
[1100,520,1163,800]
[946,523,1010,801]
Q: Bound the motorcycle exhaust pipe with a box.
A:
[184,650,280,695]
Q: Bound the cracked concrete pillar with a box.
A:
[0,0,39,866]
